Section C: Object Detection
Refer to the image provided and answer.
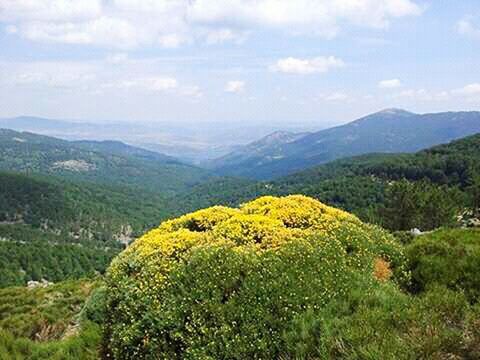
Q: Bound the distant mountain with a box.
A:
[0,129,212,195]
[203,130,309,170]
[174,133,480,218]
[0,116,303,163]
[73,140,179,164]
[211,109,480,179]
[0,116,76,132]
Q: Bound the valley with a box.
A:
[0,112,479,359]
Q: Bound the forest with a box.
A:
[0,133,479,359]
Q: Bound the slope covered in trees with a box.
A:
[0,129,212,195]
[173,133,480,230]
[0,171,177,287]
[0,171,173,241]
[211,109,480,179]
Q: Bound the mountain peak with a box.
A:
[377,108,414,116]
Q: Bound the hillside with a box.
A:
[204,130,309,169]
[174,133,480,223]
[72,140,179,164]
[0,171,177,242]
[212,109,480,179]
[0,171,177,287]
[0,129,212,195]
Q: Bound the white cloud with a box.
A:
[106,53,129,65]
[2,60,97,90]
[204,28,249,45]
[452,83,480,97]
[271,56,345,75]
[392,88,449,101]
[16,17,141,48]
[457,18,480,39]
[0,0,102,21]
[378,78,402,88]
[0,0,423,48]
[111,77,178,92]
[188,0,422,36]
[180,85,203,99]
[225,80,245,93]
[319,91,350,101]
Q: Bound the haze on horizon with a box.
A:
[0,0,479,128]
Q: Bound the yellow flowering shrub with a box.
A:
[104,195,407,359]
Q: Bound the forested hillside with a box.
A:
[174,133,480,228]
[0,129,211,194]
[212,109,480,179]
[0,171,176,287]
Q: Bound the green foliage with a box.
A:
[174,134,480,230]
[0,233,118,288]
[104,195,406,359]
[380,179,462,231]
[406,228,480,302]
[0,128,211,195]
[466,171,480,216]
[280,284,480,359]
[0,279,103,360]
[80,287,107,325]
[0,171,173,242]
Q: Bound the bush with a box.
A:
[406,228,480,302]
[0,279,102,360]
[280,284,480,359]
[80,286,107,325]
[104,195,406,359]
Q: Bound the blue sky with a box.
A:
[0,0,479,128]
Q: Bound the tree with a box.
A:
[381,179,460,231]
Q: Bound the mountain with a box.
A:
[203,130,309,169]
[0,171,175,241]
[72,140,179,164]
[0,116,307,164]
[0,129,212,194]
[0,170,179,287]
[211,109,480,179]
[174,133,480,219]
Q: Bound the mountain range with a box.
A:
[0,128,211,195]
[209,109,480,179]
[0,116,308,163]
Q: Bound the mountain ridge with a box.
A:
[210,109,480,179]
[0,128,213,195]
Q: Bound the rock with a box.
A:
[467,218,480,228]
[27,279,53,289]
[410,228,423,236]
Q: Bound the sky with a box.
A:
[0,0,479,128]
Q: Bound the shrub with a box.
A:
[406,228,480,302]
[280,284,479,359]
[104,195,407,359]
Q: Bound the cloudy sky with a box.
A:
[0,0,479,127]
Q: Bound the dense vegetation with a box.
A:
[0,130,479,359]
[0,279,103,359]
[0,171,175,288]
[406,228,480,302]
[104,195,407,359]
[173,134,480,230]
[0,227,118,287]
[0,203,479,359]
[211,109,480,179]
[0,128,211,195]
[0,171,174,242]
[102,197,480,359]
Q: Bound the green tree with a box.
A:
[381,180,460,231]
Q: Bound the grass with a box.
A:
[0,279,103,360]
